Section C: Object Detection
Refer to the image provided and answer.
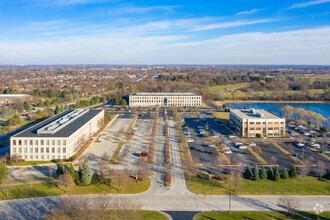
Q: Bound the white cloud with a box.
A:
[236,9,259,16]
[111,5,180,15]
[289,0,330,9]
[191,19,275,31]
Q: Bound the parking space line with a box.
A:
[318,152,330,160]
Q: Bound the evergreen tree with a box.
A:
[91,172,100,184]
[80,158,92,185]
[64,104,68,110]
[274,165,281,181]
[68,165,75,177]
[0,162,9,182]
[60,104,64,112]
[55,105,61,115]
[289,164,298,178]
[281,168,289,179]
[267,167,274,180]
[115,98,119,105]
[44,100,50,106]
[38,100,44,107]
[23,101,30,111]
[260,166,267,179]
[243,165,253,179]
[252,164,260,181]
[121,99,127,106]
[56,163,66,176]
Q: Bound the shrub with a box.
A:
[91,172,100,184]
[256,133,262,138]
[165,142,171,165]
[252,164,260,181]
[165,172,172,187]
[260,166,267,179]
[243,165,253,179]
[289,164,298,178]
[56,163,66,177]
[274,165,281,181]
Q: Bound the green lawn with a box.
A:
[213,112,230,125]
[0,179,150,200]
[209,84,248,92]
[194,211,330,220]
[47,210,167,220]
[187,174,329,195]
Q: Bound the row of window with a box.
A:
[248,133,281,137]
[12,147,66,154]
[249,121,284,125]
[133,96,201,100]
[250,127,281,130]
[18,154,66,160]
[12,139,66,146]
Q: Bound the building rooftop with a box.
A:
[130,92,200,96]
[14,109,102,138]
[231,109,283,120]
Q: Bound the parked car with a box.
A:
[186,139,194,143]
[228,135,237,139]
[140,152,148,157]
[249,143,256,147]
[235,142,243,146]
[310,143,320,148]
[207,144,215,147]
[225,149,232,154]
[294,153,302,158]
[189,146,195,150]
[239,145,247,149]
[211,134,219,138]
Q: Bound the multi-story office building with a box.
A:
[129,93,202,107]
[229,108,285,137]
[10,109,104,161]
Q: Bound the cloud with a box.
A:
[191,19,275,31]
[111,5,180,15]
[288,0,330,9]
[55,0,111,5]
[236,8,259,16]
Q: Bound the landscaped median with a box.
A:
[193,211,330,220]
[186,174,329,195]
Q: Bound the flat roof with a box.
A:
[14,109,102,138]
[130,92,200,96]
[231,109,283,120]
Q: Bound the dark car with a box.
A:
[189,146,195,150]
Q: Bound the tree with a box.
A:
[278,195,300,213]
[281,105,294,119]
[5,114,21,127]
[101,151,110,163]
[80,158,92,185]
[0,162,9,183]
[57,174,75,192]
[252,164,260,181]
[316,160,327,180]
[274,165,281,181]
[38,99,44,107]
[91,172,100,184]
[120,99,127,106]
[243,165,253,180]
[55,105,61,115]
[260,166,267,179]
[115,98,120,105]
[68,165,75,178]
[56,163,66,176]
[267,167,274,180]
[23,101,30,111]
[281,168,289,179]
[289,164,297,178]
[229,170,243,192]
[300,159,311,182]
[0,177,12,197]
[254,146,262,155]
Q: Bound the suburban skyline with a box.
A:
[1,0,330,65]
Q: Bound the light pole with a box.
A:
[229,185,232,213]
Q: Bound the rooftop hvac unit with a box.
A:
[250,108,257,114]
[257,112,264,118]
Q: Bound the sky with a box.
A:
[0,0,330,65]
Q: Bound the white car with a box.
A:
[207,144,215,147]
[229,135,237,139]
[222,146,230,150]
[186,139,194,143]
[212,135,219,138]
[235,142,243,146]
[311,143,320,148]
[249,143,256,147]
[225,150,232,154]
[297,143,304,147]
[304,132,311,136]
[239,145,247,149]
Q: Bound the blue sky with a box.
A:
[0,0,330,64]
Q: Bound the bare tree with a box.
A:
[51,195,91,219]
[316,160,327,180]
[90,195,114,220]
[136,157,149,181]
[254,146,262,155]
[101,151,110,163]
[49,166,53,178]
[57,174,75,192]
[0,177,12,197]
[278,195,300,213]
[300,159,311,182]
[10,154,20,165]
[184,163,197,182]
[228,169,243,192]
[114,197,142,220]
[270,156,277,164]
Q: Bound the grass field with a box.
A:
[47,210,167,220]
[0,178,150,200]
[213,112,230,125]
[194,211,330,220]
[209,84,248,92]
[186,174,329,195]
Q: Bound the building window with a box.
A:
[18,140,22,145]
[57,148,61,153]
[52,148,55,153]
[52,140,55,145]
[13,140,16,145]
[281,122,284,124]
[24,140,27,145]
[41,148,44,153]
[57,155,60,159]
[30,147,33,153]
[24,148,27,153]
[41,155,44,159]
[256,122,261,124]
[13,147,16,153]
[18,148,22,153]
[52,155,55,159]
[268,128,273,130]
[63,155,66,159]
[268,122,273,124]
[30,140,33,145]
[47,155,50,159]
[24,155,27,159]
[57,140,61,146]
[63,140,66,146]
[46,148,49,153]
[35,155,38,159]
[35,148,38,153]
[249,122,255,124]
[35,140,38,145]
[30,155,33,159]
[41,140,44,145]
[63,148,66,153]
